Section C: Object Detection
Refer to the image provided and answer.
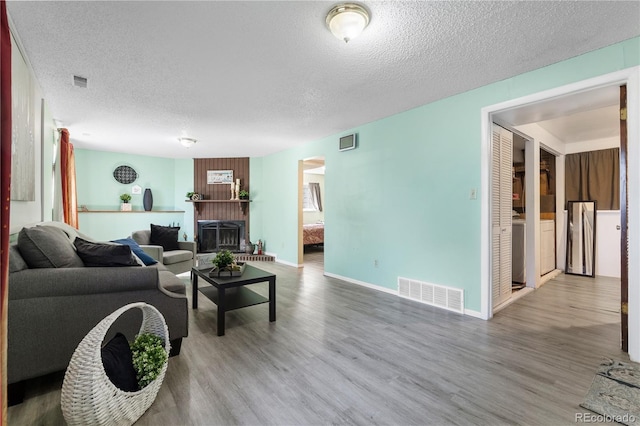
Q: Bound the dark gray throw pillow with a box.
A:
[9,245,29,272]
[150,224,180,251]
[73,237,140,267]
[17,226,84,268]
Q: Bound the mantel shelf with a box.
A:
[187,199,251,215]
[186,200,251,203]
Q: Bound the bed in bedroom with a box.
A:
[303,223,324,246]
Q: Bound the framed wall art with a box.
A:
[207,170,233,184]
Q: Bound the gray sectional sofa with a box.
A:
[8,222,188,403]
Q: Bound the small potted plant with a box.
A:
[186,191,201,201]
[211,249,245,277]
[239,190,249,200]
[130,333,168,389]
[120,193,132,211]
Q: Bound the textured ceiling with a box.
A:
[7,1,640,159]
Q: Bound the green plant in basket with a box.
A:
[119,193,132,203]
[212,249,239,270]
[130,333,167,389]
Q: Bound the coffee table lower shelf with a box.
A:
[198,286,269,311]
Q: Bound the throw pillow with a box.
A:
[111,238,158,266]
[17,226,84,268]
[73,237,140,267]
[9,245,29,272]
[150,224,180,251]
[101,332,139,392]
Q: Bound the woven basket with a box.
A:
[61,302,171,426]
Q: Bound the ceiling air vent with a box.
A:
[73,75,87,88]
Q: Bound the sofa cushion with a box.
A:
[37,222,82,242]
[111,238,158,266]
[162,249,193,265]
[101,332,139,392]
[150,224,180,251]
[9,245,28,272]
[73,237,140,267]
[131,230,151,246]
[17,226,84,268]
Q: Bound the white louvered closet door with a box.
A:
[492,124,513,308]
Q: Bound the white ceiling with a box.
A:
[7,1,640,159]
[537,104,620,144]
[497,84,621,145]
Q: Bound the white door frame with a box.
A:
[480,67,640,362]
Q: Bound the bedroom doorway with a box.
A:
[299,157,325,271]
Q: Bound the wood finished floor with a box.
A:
[9,252,628,426]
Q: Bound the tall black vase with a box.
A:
[143,188,153,211]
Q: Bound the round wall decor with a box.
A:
[113,165,138,184]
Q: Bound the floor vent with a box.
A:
[398,277,464,314]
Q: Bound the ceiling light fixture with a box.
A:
[326,3,370,43]
[179,137,197,148]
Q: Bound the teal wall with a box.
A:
[75,149,194,241]
[69,37,638,311]
[250,37,640,312]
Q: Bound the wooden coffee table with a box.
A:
[191,264,276,336]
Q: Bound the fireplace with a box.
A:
[197,220,246,253]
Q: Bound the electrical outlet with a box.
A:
[469,188,477,200]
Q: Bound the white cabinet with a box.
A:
[540,220,555,275]
[511,219,556,283]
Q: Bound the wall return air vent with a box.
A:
[73,75,87,88]
[397,277,464,314]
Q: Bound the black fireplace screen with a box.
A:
[197,220,246,253]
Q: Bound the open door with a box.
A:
[620,84,628,352]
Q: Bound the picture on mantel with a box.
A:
[207,170,233,184]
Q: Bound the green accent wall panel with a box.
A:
[74,149,190,241]
[250,37,639,312]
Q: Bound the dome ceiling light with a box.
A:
[179,137,197,148]
[325,3,370,43]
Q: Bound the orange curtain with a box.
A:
[59,129,79,229]
[0,0,11,421]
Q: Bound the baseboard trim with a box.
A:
[323,272,397,295]
[325,272,483,318]
[271,254,302,268]
[463,309,484,319]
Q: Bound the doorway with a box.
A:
[299,157,325,271]
[481,68,639,360]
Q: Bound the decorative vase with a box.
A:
[143,188,153,211]
[245,241,255,254]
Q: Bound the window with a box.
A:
[303,183,322,212]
